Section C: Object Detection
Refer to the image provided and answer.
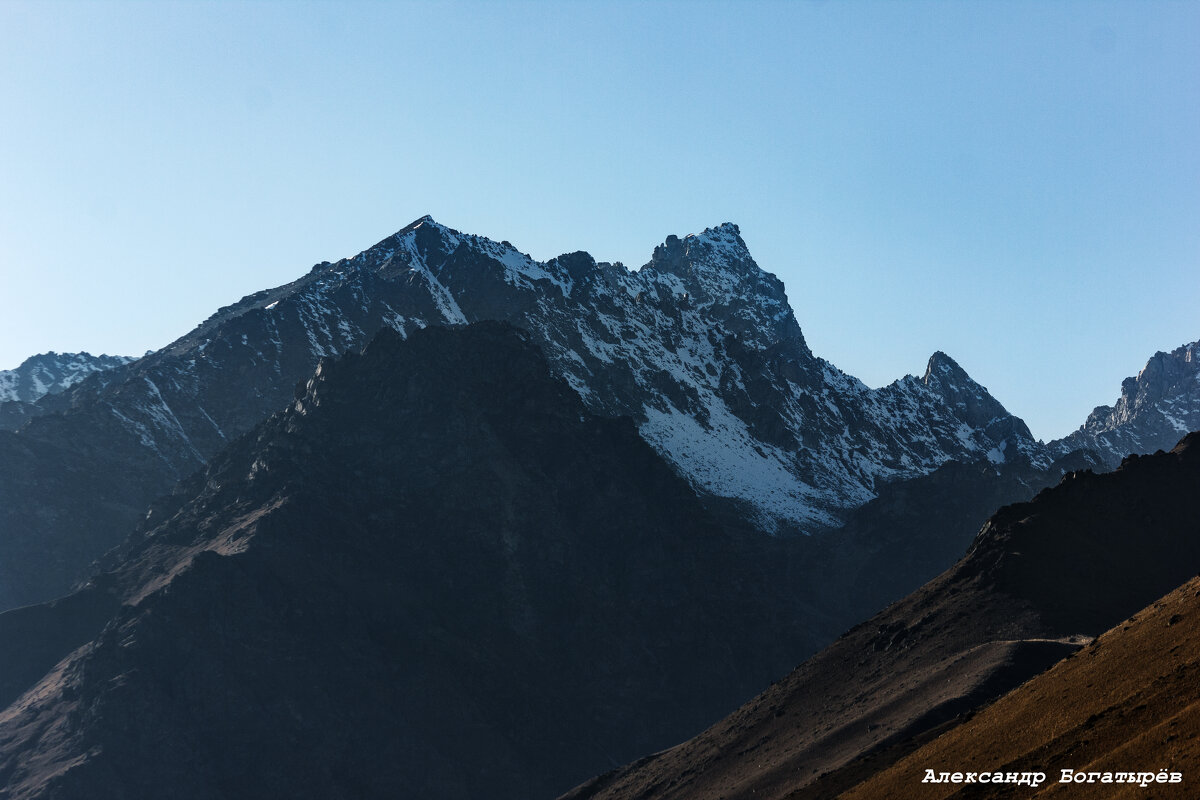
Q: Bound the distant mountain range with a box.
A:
[0,217,1042,610]
[0,219,1051,523]
[1,218,1196,614]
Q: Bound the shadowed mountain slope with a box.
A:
[563,433,1200,800]
[810,447,1107,628]
[0,322,832,800]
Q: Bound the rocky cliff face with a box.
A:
[0,217,1041,609]
[0,323,831,800]
[1051,339,1200,466]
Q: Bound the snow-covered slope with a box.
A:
[0,352,135,404]
[1051,339,1200,466]
[28,216,1044,533]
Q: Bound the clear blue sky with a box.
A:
[1,1,1197,441]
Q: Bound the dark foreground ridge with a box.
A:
[562,432,1200,800]
[0,322,827,800]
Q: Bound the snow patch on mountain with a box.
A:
[641,403,839,531]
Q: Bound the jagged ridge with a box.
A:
[1051,339,1200,465]
[1,217,1041,609]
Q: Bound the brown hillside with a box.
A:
[841,576,1200,799]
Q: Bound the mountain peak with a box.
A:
[349,215,468,276]
[651,222,749,267]
[646,222,768,295]
[917,350,1037,460]
[391,214,455,240]
[687,221,743,242]
[922,350,969,386]
[641,223,804,353]
[1051,335,1200,466]
[403,213,435,229]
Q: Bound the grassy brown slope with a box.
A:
[563,433,1200,800]
[840,576,1200,800]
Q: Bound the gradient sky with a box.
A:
[1,0,1197,441]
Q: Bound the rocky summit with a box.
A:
[1052,339,1200,466]
[0,217,1042,609]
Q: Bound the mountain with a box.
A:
[840,574,1200,799]
[0,217,1042,610]
[1051,339,1200,466]
[563,432,1200,800]
[816,335,1200,634]
[0,352,135,430]
[0,322,833,800]
[809,446,1106,627]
